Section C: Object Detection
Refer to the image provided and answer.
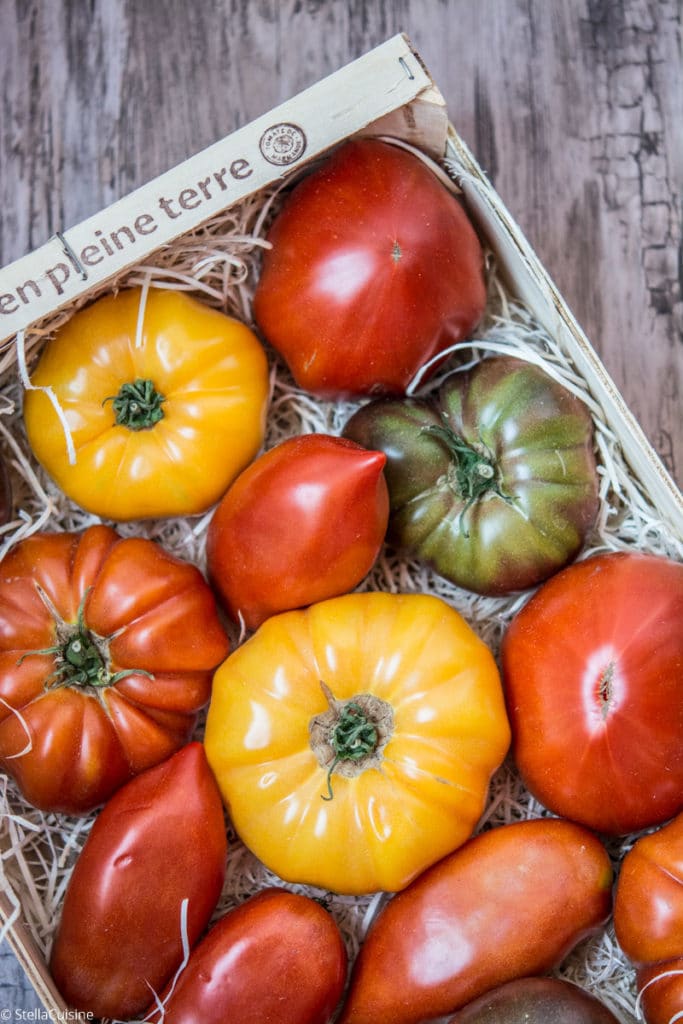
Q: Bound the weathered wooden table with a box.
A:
[0,0,681,1012]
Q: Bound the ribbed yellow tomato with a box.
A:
[23,288,269,520]
[204,592,510,895]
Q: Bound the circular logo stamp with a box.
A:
[259,123,307,166]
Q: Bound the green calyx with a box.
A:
[423,422,509,534]
[18,588,152,691]
[309,683,394,802]
[322,702,379,801]
[104,378,165,431]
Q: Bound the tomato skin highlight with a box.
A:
[447,977,622,1024]
[49,743,228,1021]
[204,591,510,895]
[148,888,348,1024]
[253,138,487,397]
[614,810,683,1024]
[23,287,269,520]
[337,818,613,1024]
[206,434,390,629]
[0,525,230,814]
[502,551,683,834]
[343,355,599,595]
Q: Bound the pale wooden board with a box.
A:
[0,0,681,1012]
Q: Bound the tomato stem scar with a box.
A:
[309,682,394,801]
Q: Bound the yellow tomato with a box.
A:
[23,288,269,520]
[204,592,510,895]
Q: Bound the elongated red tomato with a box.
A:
[253,138,487,396]
[502,551,683,834]
[338,818,613,1024]
[0,525,229,813]
[50,743,228,1021]
[206,434,389,629]
[149,888,348,1024]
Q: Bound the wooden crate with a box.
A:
[0,33,680,1022]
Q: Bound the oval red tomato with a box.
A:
[50,743,227,1020]
[614,810,683,1024]
[502,551,683,834]
[0,525,230,813]
[148,888,348,1024]
[252,138,487,396]
[206,434,389,629]
[338,818,613,1024]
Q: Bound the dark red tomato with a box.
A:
[0,525,230,813]
[614,811,683,1024]
[206,434,389,629]
[252,138,487,397]
[338,818,613,1024]
[502,551,683,835]
[148,888,348,1024]
[447,977,621,1024]
[50,743,228,1021]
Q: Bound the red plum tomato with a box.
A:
[337,818,613,1024]
[206,434,389,629]
[502,551,683,834]
[252,138,487,397]
[49,743,228,1021]
[148,888,348,1024]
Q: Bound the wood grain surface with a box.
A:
[0,0,681,1011]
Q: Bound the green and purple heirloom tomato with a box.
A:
[343,355,599,595]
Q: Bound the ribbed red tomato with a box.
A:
[614,810,683,1024]
[0,525,229,813]
[253,138,487,397]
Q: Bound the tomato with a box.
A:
[204,592,510,894]
[23,287,269,520]
[49,743,227,1020]
[447,978,621,1024]
[0,524,229,813]
[614,811,683,1024]
[502,551,683,834]
[206,434,389,629]
[634,959,683,1024]
[343,355,599,595]
[337,818,613,1024]
[148,888,347,1024]
[252,138,486,397]
[615,810,683,964]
